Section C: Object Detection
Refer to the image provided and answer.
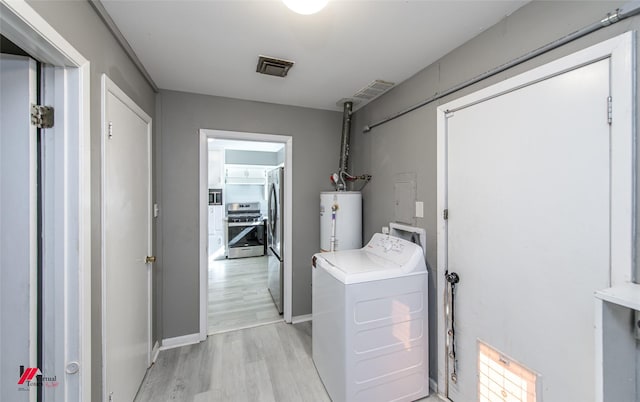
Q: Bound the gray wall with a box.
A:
[349,0,638,385]
[25,1,156,400]
[157,90,341,338]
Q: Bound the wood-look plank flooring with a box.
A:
[208,256,282,334]
[135,322,443,402]
[136,322,328,402]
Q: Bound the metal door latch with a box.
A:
[446,271,459,285]
[145,256,157,263]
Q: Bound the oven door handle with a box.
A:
[228,221,265,227]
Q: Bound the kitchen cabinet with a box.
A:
[225,166,267,185]
[208,148,224,188]
[208,205,225,259]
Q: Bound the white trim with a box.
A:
[435,96,449,395]
[198,130,208,341]
[160,333,201,350]
[199,129,294,341]
[0,1,91,400]
[209,319,282,336]
[101,74,153,402]
[436,32,635,398]
[151,341,161,364]
[291,314,312,324]
[594,298,604,402]
[0,0,86,66]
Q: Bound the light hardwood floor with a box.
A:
[208,256,282,334]
[135,322,443,402]
[136,322,327,402]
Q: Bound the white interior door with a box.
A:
[0,54,37,402]
[444,59,611,401]
[102,75,152,402]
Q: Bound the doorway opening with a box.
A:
[199,129,293,339]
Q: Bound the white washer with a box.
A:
[312,233,429,402]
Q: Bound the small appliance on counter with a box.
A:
[226,202,266,259]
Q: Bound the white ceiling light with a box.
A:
[282,0,328,15]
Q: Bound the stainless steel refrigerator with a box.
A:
[267,167,284,314]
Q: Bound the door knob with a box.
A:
[145,256,157,263]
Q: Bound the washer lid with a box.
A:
[314,233,426,284]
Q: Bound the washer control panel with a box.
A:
[375,235,405,253]
[365,233,423,268]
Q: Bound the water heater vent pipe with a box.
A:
[333,100,372,191]
[337,101,353,191]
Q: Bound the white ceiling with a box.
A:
[101,0,529,112]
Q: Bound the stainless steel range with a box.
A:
[226,202,266,259]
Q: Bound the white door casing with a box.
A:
[0,1,92,400]
[0,54,37,402]
[437,32,634,400]
[101,74,152,402]
[199,129,293,339]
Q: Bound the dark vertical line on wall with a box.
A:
[35,60,43,402]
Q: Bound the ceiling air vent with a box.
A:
[353,79,395,100]
[256,55,294,78]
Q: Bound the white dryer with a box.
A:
[312,233,429,402]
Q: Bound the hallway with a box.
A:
[136,322,443,402]
[136,322,328,401]
[208,256,282,334]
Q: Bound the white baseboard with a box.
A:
[291,314,312,324]
[160,333,201,350]
[151,341,160,363]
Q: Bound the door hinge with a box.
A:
[607,96,612,125]
[108,121,113,139]
[443,209,449,220]
[31,104,54,128]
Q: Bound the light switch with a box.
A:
[415,201,424,218]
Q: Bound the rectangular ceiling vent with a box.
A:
[256,55,294,78]
[353,79,395,100]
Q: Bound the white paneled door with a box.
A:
[443,58,613,401]
[0,54,37,402]
[102,75,152,402]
